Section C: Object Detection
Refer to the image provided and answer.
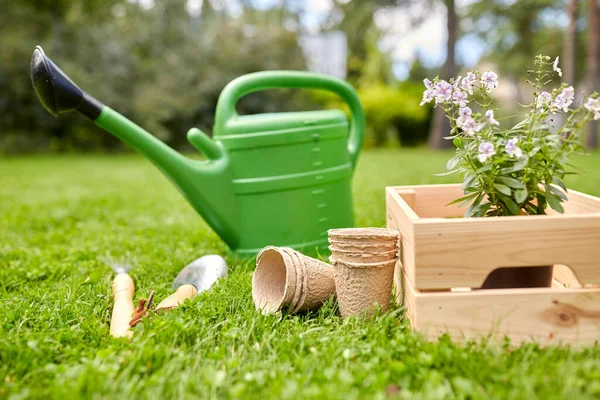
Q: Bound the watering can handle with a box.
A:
[214,71,365,169]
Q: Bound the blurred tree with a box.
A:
[586,0,599,148]
[428,0,457,149]
[407,52,437,84]
[0,0,309,153]
[465,0,568,103]
[562,0,578,85]
[326,0,398,85]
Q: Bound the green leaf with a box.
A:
[498,194,519,215]
[497,176,525,189]
[552,177,567,192]
[446,156,460,171]
[446,192,478,206]
[466,193,484,217]
[434,169,461,177]
[514,188,528,204]
[494,183,511,196]
[453,137,463,149]
[549,185,568,201]
[474,202,493,217]
[500,157,528,174]
[528,147,541,157]
[546,192,565,213]
[461,174,477,190]
[476,164,492,173]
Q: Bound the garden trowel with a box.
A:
[155,255,228,310]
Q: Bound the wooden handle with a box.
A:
[110,273,135,338]
[155,284,197,310]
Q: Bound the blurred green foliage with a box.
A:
[0,0,310,153]
[358,83,432,147]
[0,0,434,154]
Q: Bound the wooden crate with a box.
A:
[386,184,600,346]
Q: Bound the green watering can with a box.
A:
[30,46,365,256]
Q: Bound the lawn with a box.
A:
[2,148,600,399]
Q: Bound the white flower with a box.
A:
[453,76,462,90]
[481,71,499,92]
[461,72,477,95]
[461,117,482,136]
[452,89,469,107]
[478,142,496,162]
[459,107,472,118]
[420,78,434,105]
[434,80,453,104]
[504,138,522,158]
[553,56,562,77]
[485,110,499,126]
[456,107,473,128]
[585,97,600,120]
[537,91,552,109]
[552,86,575,112]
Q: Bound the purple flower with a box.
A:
[504,138,522,158]
[553,57,562,77]
[585,97,600,120]
[461,117,482,137]
[459,107,472,118]
[481,71,499,92]
[478,142,496,162]
[536,91,552,109]
[485,110,499,126]
[461,72,477,95]
[434,80,453,104]
[552,86,575,112]
[452,90,469,107]
[420,78,435,105]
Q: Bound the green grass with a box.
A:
[2,148,600,399]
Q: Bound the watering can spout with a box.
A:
[30,46,239,249]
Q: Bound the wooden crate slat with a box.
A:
[387,185,600,289]
[400,270,600,346]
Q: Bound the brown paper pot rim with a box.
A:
[328,240,398,251]
[329,247,397,263]
[281,247,303,309]
[328,245,397,256]
[286,248,336,313]
[330,256,398,269]
[286,248,308,312]
[328,227,399,241]
[252,247,295,313]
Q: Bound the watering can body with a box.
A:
[29,47,364,256]
[205,72,364,255]
[217,109,355,255]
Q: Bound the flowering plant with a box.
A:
[421,55,600,217]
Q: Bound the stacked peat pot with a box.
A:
[251,228,400,317]
[252,246,336,314]
[328,228,399,317]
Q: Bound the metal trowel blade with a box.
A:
[172,254,228,294]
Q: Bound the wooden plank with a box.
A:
[386,188,418,286]
[403,272,600,346]
[412,213,600,289]
[395,261,418,327]
[562,189,600,214]
[389,184,465,218]
[553,264,582,288]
